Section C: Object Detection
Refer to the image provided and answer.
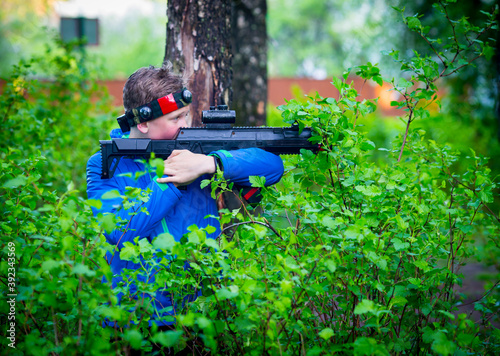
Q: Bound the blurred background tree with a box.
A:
[391,0,500,175]
[0,0,59,74]
[267,0,405,78]
[0,0,167,79]
[232,0,268,126]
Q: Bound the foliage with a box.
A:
[395,0,499,114]
[1,1,499,355]
[0,38,120,355]
[201,87,500,354]
[0,0,166,80]
[163,2,499,354]
[267,0,406,78]
[88,8,167,79]
[1,37,116,191]
[0,0,61,77]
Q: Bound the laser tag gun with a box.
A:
[100,89,319,180]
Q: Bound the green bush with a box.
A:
[163,2,500,354]
[199,87,500,355]
[0,39,121,355]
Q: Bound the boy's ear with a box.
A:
[136,122,149,134]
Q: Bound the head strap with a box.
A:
[117,88,192,132]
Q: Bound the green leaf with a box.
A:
[124,329,143,349]
[355,185,382,197]
[216,285,239,300]
[483,45,495,60]
[153,232,176,251]
[409,278,422,288]
[41,260,61,272]
[354,337,389,356]
[200,179,211,189]
[373,75,383,86]
[392,238,409,251]
[280,280,293,294]
[478,189,493,203]
[205,225,216,234]
[187,226,205,245]
[354,299,376,315]
[3,176,28,188]
[398,77,413,88]
[421,304,433,316]
[390,296,408,308]
[407,17,421,30]
[204,238,219,250]
[395,215,409,230]
[456,223,473,234]
[101,189,122,199]
[150,157,164,178]
[431,332,457,356]
[322,216,339,229]
[319,328,334,340]
[98,213,117,233]
[438,310,455,320]
[86,199,102,209]
[179,313,195,327]
[196,316,212,329]
[325,259,337,273]
[120,242,139,262]
[414,260,429,271]
[249,175,266,188]
[72,263,96,277]
[138,237,154,254]
[152,330,184,348]
[331,76,343,91]
[360,140,376,151]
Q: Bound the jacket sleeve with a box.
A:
[86,152,183,248]
[211,148,284,186]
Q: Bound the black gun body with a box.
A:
[100,126,317,179]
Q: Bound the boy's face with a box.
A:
[145,106,190,140]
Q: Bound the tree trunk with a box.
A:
[165,0,232,127]
[231,0,267,126]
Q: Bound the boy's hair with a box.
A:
[123,62,186,111]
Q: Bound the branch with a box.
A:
[219,220,282,239]
[398,109,414,163]
[457,279,500,307]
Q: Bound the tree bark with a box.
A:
[165,0,232,127]
[231,0,267,126]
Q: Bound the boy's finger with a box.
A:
[169,150,186,158]
[156,176,173,183]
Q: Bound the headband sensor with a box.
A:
[117,88,192,132]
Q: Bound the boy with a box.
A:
[86,63,284,329]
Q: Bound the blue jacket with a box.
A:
[86,129,284,326]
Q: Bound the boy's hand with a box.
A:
[156,150,216,187]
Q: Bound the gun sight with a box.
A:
[202,105,236,126]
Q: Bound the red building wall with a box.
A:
[1,78,403,117]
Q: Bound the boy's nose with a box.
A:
[178,117,188,128]
[183,112,192,127]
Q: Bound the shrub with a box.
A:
[167,2,500,354]
[0,38,120,355]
